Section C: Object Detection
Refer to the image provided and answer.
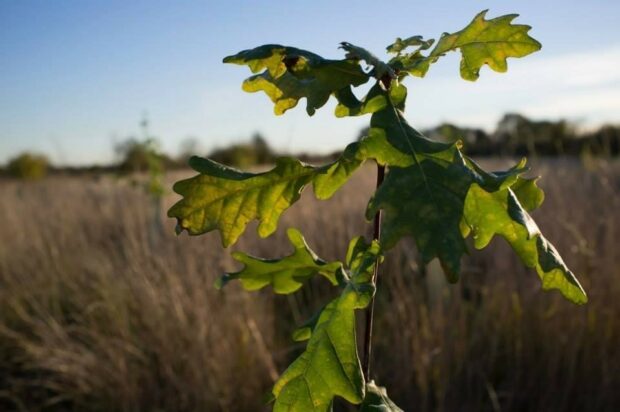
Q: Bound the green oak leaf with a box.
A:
[224,45,368,115]
[273,283,373,411]
[168,149,366,247]
[313,140,364,199]
[393,10,541,80]
[511,176,544,212]
[215,228,342,294]
[358,128,415,168]
[336,82,457,163]
[464,184,587,304]
[169,156,317,246]
[367,158,472,280]
[367,152,531,281]
[360,381,404,412]
[223,44,323,78]
[292,236,382,342]
[273,238,380,410]
[369,83,457,161]
[168,121,456,248]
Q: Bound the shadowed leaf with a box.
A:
[225,45,368,115]
[367,153,532,281]
[339,42,395,80]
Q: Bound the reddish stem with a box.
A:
[362,163,385,381]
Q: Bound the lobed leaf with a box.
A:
[391,10,541,80]
[216,228,342,294]
[367,157,472,280]
[225,45,369,115]
[368,83,456,161]
[273,286,368,411]
[464,184,587,304]
[168,112,454,248]
[169,156,316,246]
[168,150,365,247]
[367,152,534,281]
[272,238,380,411]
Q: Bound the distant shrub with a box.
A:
[6,153,49,179]
[115,138,166,173]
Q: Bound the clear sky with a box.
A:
[1,0,619,165]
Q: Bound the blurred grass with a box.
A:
[0,158,618,411]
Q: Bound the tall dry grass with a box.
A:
[0,158,618,411]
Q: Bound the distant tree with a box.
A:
[582,125,620,157]
[209,132,276,167]
[494,113,577,156]
[425,123,492,155]
[6,153,49,179]
[115,138,163,173]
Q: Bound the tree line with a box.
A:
[425,113,620,157]
[2,114,619,179]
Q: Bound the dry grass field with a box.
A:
[1,158,619,411]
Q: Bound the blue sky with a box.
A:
[1,0,620,165]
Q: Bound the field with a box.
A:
[1,158,619,411]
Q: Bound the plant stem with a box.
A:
[362,163,385,381]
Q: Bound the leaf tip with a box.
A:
[473,9,490,22]
[292,327,311,342]
[214,275,228,290]
[174,221,184,236]
[221,235,235,248]
[286,227,304,244]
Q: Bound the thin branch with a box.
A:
[362,162,385,381]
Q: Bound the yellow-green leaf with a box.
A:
[168,150,366,247]
[169,157,317,247]
[272,238,380,411]
[464,184,587,304]
[216,228,342,294]
[290,236,382,343]
[393,10,541,80]
[273,286,367,411]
